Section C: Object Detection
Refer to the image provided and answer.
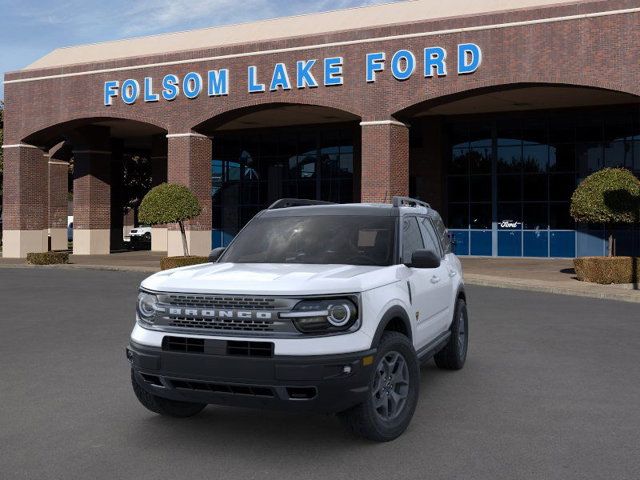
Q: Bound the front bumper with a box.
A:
[127,340,376,414]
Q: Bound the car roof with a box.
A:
[260,203,436,218]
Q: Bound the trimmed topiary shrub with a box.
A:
[570,168,640,256]
[139,183,202,256]
[26,251,69,265]
[160,256,209,271]
[574,256,639,284]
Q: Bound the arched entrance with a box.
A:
[398,84,640,258]
[4,118,167,257]
[194,104,361,247]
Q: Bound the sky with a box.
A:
[0,0,403,100]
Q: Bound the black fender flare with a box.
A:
[371,305,413,347]
[446,284,467,330]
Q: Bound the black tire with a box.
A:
[434,298,468,370]
[338,332,420,442]
[131,370,206,418]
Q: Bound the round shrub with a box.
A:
[139,183,202,226]
[139,183,202,256]
[570,168,640,224]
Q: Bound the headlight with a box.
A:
[281,297,359,334]
[137,291,158,325]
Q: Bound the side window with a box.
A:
[430,213,451,254]
[419,217,443,258]
[402,217,425,263]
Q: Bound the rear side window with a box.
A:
[430,213,451,254]
[401,217,424,263]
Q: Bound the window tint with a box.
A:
[419,218,443,257]
[221,215,396,266]
[402,217,424,263]
[430,213,451,254]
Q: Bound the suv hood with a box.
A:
[141,262,398,295]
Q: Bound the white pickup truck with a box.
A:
[127,197,468,441]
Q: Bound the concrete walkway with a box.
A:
[1,251,639,303]
[461,257,640,303]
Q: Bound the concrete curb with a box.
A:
[0,263,159,273]
[465,274,640,304]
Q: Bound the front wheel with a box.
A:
[338,332,420,442]
[434,298,468,370]
[131,370,206,418]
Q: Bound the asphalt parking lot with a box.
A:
[1,268,639,480]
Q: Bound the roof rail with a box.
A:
[268,198,336,210]
[392,196,431,209]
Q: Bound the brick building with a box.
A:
[2,0,640,258]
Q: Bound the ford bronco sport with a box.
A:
[127,196,468,441]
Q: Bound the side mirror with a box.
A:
[208,247,226,263]
[406,249,441,269]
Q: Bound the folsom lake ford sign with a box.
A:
[103,43,482,106]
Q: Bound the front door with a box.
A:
[400,216,451,350]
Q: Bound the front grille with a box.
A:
[170,379,274,397]
[167,316,275,332]
[152,293,300,336]
[162,294,278,310]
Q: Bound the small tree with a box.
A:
[139,183,202,256]
[570,168,640,256]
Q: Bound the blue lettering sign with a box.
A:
[424,47,447,77]
[458,43,482,74]
[248,66,265,93]
[101,44,483,105]
[183,72,203,99]
[104,80,119,106]
[208,69,229,96]
[121,79,140,104]
[324,57,343,86]
[270,63,292,91]
[366,52,385,83]
[296,60,318,89]
[391,50,415,81]
[162,74,179,101]
[144,77,159,102]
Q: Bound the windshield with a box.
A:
[221,215,397,266]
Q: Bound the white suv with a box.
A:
[128,197,467,441]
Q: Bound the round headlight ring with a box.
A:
[327,303,352,327]
[137,292,157,320]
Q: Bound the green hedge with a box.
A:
[574,256,640,284]
[160,256,209,270]
[26,251,69,265]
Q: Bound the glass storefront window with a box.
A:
[444,105,640,257]
[211,125,357,246]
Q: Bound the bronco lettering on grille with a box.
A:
[167,308,273,320]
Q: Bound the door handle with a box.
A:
[449,270,457,277]
[430,275,441,284]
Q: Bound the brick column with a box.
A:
[71,126,112,255]
[150,134,168,252]
[360,120,409,203]
[1,144,49,258]
[110,140,124,251]
[166,132,212,256]
[48,142,70,251]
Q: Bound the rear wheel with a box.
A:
[131,370,206,418]
[338,332,419,442]
[434,298,468,370]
